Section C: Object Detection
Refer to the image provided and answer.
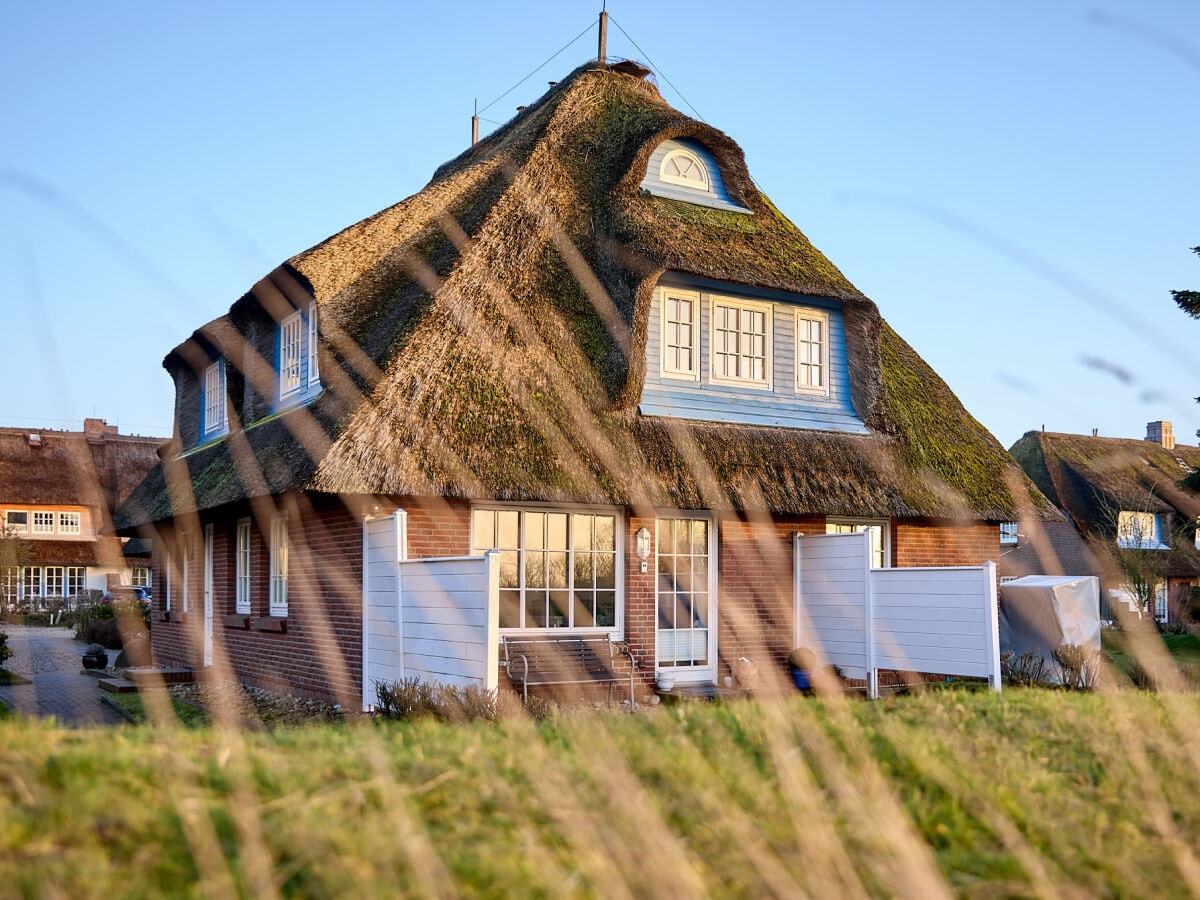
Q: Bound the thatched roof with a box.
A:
[116,61,1052,529]
[1011,430,1200,530]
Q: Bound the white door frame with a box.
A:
[203,523,214,667]
[654,512,718,685]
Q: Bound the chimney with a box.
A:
[26,433,41,448]
[1146,420,1175,450]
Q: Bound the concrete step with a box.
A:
[98,678,137,694]
[121,667,195,687]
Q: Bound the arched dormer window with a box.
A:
[640,138,751,215]
[660,148,709,190]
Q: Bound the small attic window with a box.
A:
[660,149,709,190]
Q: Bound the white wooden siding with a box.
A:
[640,289,868,433]
[794,533,1001,695]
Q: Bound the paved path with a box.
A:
[0,624,125,726]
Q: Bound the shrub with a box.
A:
[373,677,510,723]
[1001,651,1054,688]
[1052,643,1102,691]
[0,629,12,667]
[84,618,123,650]
[1127,657,1192,692]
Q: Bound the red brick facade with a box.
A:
[150,496,1002,704]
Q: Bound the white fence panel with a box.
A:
[399,553,499,691]
[794,534,1000,696]
[362,513,407,711]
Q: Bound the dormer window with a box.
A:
[280,311,303,398]
[203,360,226,433]
[1117,511,1168,550]
[307,302,320,388]
[660,149,709,189]
[796,311,828,394]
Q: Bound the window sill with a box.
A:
[223,614,252,630]
[254,616,288,633]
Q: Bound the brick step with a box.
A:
[122,667,196,687]
[98,678,137,694]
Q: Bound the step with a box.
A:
[98,678,138,694]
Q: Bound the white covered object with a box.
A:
[999,576,1101,680]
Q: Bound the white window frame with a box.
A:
[279,311,303,398]
[709,295,772,389]
[470,504,623,634]
[203,360,225,433]
[654,513,718,680]
[65,566,85,598]
[5,510,28,534]
[795,309,829,396]
[307,303,320,388]
[58,511,81,535]
[236,517,252,615]
[660,288,700,380]
[269,513,288,616]
[1000,522,1019,546]
[826,518,891,569]
[31,510,55,535]
[130,566,150,588]
[181,537,190,614]
[660,148,710,190]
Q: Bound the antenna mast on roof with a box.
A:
[471,98,479,146]
[598,3,608,66]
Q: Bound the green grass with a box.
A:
[103,692,210,727]
[0,668,31,686]
[4,688,1200,897]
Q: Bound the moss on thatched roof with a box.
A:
[118,60,1051,527]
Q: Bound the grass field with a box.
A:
[4,685,1200,897]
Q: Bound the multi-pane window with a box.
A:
[32,511,55,534]
[130,566,151,587]
[65,567,85,597]
[471,508,618,630]
[280,312,303,397]
[656,517,711,669]
[662,292,698,378]
[307,304,320,387]
[1000,522,1019,545]
[269,514,288,616]
[2,568,18,606]
[5,511,28,534]
[712,300,769,385]
[826,520,889,569]
[43,567,63,598]
[660,149,709,189]
[236,518,252,614]
[21,566,38,600]
[58,511,81,534]
[1117,511,1164,549]
[796,312,826,392]
[204,360,225,433]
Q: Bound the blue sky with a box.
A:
[2,1,1198,449]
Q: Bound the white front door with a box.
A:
[203,524,214,667]
[655,515,717,684]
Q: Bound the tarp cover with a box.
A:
[999,575,1101,682]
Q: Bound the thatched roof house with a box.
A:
[1,419,164,602]
[116,60,1054,703]
[1010,424,1200,619]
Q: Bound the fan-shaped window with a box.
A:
[660,149,709,189]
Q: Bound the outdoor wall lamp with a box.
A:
[635,526,651,573]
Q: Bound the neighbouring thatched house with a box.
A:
[115,59,1056,705]
[1010,422,1200,622]
[1,418,165,608]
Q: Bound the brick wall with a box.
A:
[893,519,999,568]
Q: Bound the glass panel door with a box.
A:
[656,517,714,680]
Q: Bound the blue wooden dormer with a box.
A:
[271,302,322,415]
[640,138,752,215]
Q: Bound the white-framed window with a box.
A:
[32,511,55,534]
[21,566,39,600]
[1117,511,1167,550]
[269,513,288,616]
[656,515,714,670]
[130,566,151,588]
[5,510,28,534]
[660,148,709,190]
[2,567,19,606]
[661,289,699,379]
[65,567,85,597]
[43,566,63,599]
[999,575,1019,585]
[180,535,190,614]
[827,519,890,569]
[236,517,252,615]
[471,507,620,631]
[203,360,225,433]
[795,311,828,394]
[58,511,81,535]
[1000,522,1019,545]
[711,297,771,387]
[279,311,303,398]
[307,303,320,388]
